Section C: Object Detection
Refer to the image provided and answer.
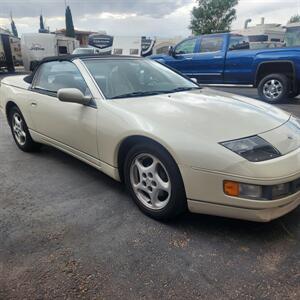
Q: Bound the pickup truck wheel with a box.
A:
[124,143,187,220]
[258,74,289,104]
[9,106,41,152]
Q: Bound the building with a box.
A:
[88,34,155,57]
[55,29,105,47]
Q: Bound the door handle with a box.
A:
[31,102,37,107]
[213,56,223,59]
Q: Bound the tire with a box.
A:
[8,106,41,152]
[124,143,187,220]
[258,73,289,104]
[288,90,299,99]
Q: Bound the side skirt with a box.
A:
[29,129,120,182]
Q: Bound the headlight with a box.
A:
[221,136,281,162]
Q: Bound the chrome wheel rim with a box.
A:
[263,79,283,101]
[12,112,26,146]
[130,153,171,210]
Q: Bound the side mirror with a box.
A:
[58,88,91,105]
[168,46,175,56]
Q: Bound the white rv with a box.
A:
[21,33,79,71]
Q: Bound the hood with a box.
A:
[110,87,290,143]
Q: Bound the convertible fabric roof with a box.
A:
[24,54,140,84]
[41,54,139,63]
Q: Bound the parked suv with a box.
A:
[151,33,300,103]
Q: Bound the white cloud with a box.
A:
[232,0,300,28]
[1,0,299,37]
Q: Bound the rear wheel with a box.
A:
[9,106,41,152]
[124,143,187,220]
[258,73,289,104]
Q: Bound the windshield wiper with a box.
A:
[110,87,201,99]
[162,87,201,94]
[110,91,164,99]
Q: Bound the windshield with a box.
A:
[83,58,199,99]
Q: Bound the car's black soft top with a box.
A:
[24,54,141,84]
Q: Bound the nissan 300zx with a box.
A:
[0,55,300,222]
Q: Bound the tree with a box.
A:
[65,5,75,38]
[40,15,45,31]
[38,14,49,33]
[190,0,238,35]
[10,14,18,37]
[288,14,300,24]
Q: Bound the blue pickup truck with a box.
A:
[151,33,300,103]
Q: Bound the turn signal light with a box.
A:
[224,181,240,197]
[224,180,294,200]
[224,181,263,199]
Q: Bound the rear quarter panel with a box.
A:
[224,47,300,85]
[252,48,300,82]
[0,76,34,129]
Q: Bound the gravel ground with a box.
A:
[0,79,300,299]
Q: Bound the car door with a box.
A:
[192,35,226,83]
[167,38,198,74]
[224,35,255,84]
[29,60,99,159]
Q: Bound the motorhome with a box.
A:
[21,33,79,71]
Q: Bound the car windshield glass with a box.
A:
[83,58,199,99]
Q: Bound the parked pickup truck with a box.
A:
[151,33,300,103]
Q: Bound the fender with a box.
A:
[254,60,296,89]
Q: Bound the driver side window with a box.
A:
[33,61,91,96]
[175,39,197,55]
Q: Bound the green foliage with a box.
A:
[65,5,75,38]
[190,0,238,35]
[40,15,45,31]
[289,14,300,24]
[11,19,18,37]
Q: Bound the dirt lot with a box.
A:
[0,79,300,299]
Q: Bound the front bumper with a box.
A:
[180,164,300,222]
[187,193,300,222]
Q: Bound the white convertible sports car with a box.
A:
[1,55,300,222]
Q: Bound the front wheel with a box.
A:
[124,143,187,220]
[9,106,41,152]
[258,73,289,104]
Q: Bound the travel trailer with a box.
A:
[21,33,79,71]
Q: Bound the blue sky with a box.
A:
[0,0,299,37]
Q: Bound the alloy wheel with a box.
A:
[130,153,171,210]
[12,112,26,146]
[263,79,283,101]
